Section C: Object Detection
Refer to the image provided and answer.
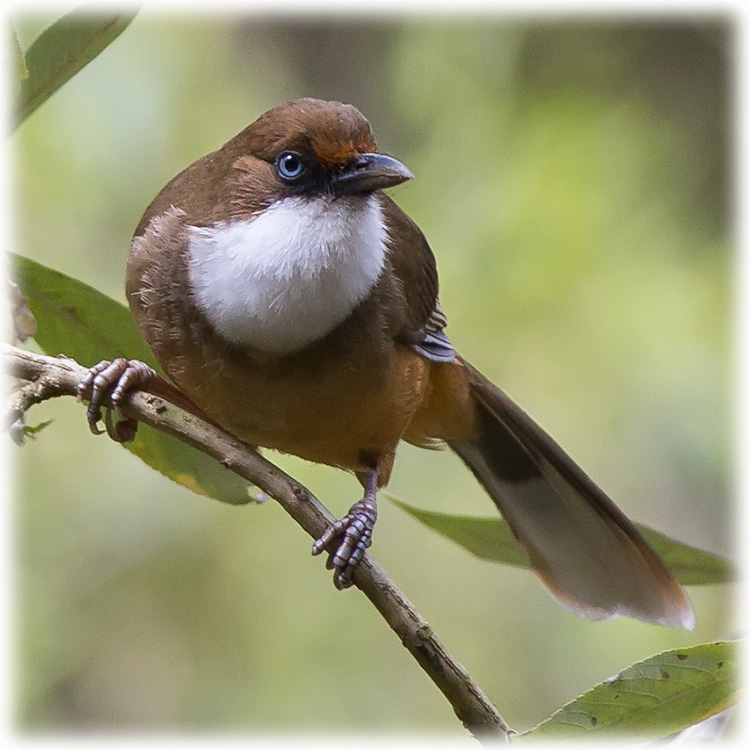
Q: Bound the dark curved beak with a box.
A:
[333,153,413,195]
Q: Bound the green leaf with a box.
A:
[11,253,253,506]
[10,253,156,367]
[14,8,135,129]
[9,418,55,447]
[11,25,29,87]
[518,640,741,741]
[388,496,735,586]
[387,494,531,566]
[637,526,734,587]
[22,419,55,438]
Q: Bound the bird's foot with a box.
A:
[312,494,378,589]
[76,358,156,442]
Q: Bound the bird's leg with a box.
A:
[312,468,379,590]
[76,358,156,442]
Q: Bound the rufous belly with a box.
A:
[164,341,436,484]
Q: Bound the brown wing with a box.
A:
[380,195,455,363]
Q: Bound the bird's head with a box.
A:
[238,98,413,198]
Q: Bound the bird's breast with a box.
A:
[187,193,388,353]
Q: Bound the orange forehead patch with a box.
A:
[310,135,372,168]
[243,98,379,166]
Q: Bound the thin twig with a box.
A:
[3,343,511,741]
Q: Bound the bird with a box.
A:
[78,97,694,629]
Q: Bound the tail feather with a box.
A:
[449,359,694,629]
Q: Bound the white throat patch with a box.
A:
[187,194,387,353]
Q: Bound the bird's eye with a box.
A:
[276,151,305,181]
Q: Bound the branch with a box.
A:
[3,343,510,741]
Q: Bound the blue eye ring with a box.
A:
[276,151,305,181]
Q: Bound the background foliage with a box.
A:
[11,10,734,735]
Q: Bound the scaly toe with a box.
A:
[312,495,377,588]
[77,358,155,442]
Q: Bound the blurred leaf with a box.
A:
[8,278,37,343]
[518,640,741,741]
[22,419,55,438]
[11,252,156,367]
[388,496,735,585]
[9,418,55,447]
[637,526,734,587]
[387,493,530,566]
[11,25,29,88]
[11,253,253,506]
[14,8,135,129]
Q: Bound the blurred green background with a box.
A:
[11,10,734,736]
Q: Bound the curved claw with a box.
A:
[312,495,377,589]
[76,358,156,442]
[85,403,106,435]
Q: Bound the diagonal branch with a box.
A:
[3,343,510,741]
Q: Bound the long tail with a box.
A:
[448,359,694,629]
